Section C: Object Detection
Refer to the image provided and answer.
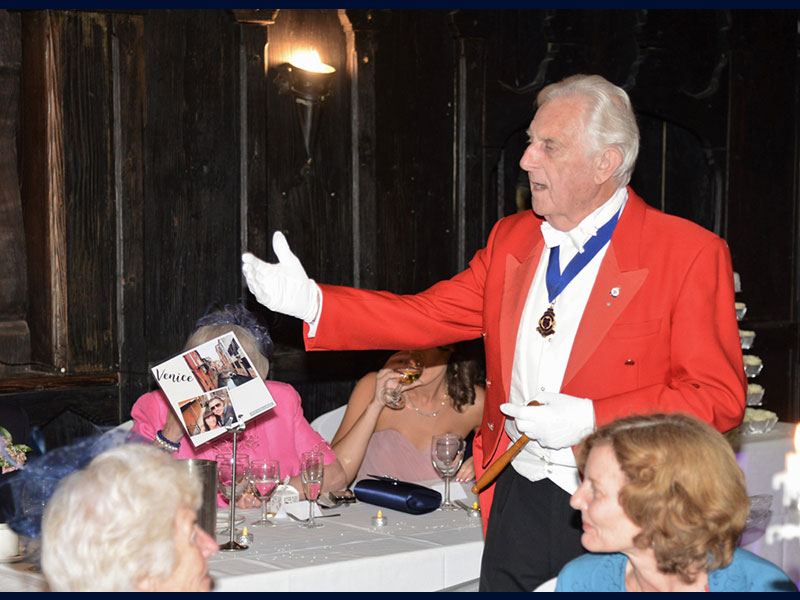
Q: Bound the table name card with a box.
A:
[151,331,276,447]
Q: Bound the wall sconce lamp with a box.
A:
[274,50,336,175]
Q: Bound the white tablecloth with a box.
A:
[6,429,799,592]
[730,421,800,583]
[210,480,484,592]
[0,480,483,592]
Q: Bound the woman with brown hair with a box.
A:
[554,412,796,592]
[332,343,484,486]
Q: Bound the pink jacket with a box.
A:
[131,380,338,478]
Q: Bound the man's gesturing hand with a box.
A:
[241,231,320,323]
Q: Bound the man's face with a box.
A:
[209,400,224,416]
[519,95,607,231]
[137,506,218,592]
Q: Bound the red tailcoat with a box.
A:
[305,188,746,530]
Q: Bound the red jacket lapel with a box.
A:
[562,189,649,387]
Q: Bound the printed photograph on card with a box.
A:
[151,332,276,446]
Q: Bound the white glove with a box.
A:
[241,231,321,323]
[499,392,595,450]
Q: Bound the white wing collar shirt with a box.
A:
[506,186,628,495]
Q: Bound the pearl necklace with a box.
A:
[407,391,447,418]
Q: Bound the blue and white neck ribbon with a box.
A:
[536,207,621,337]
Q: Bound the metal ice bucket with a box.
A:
[181,458,218,538]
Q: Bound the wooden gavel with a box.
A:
[472,400,542,495]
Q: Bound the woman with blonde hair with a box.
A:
[555,412,796,592]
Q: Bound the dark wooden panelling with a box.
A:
[256,9,353,364]
[341,9,386,291]
[0,11,26,319]
[663,124,716,233]
[263,8,352,288]
[59,13,117,372]
[630,116,664,212]
[628,10,730,150]
[726,11,798,421]
[142,10,243,365]
[19,11,64,369]
[373,10,457,294]
[0,11,30,366]
[450,10,491,271]
[241,22,269,265]
[271,349,392,422]
[113,13,148,419]
[0,384,120,451]
[727,12,797,322]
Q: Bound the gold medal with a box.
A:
[537,304,556,337]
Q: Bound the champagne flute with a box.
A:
[299,451,325,529]
[250,459,280,528]
[431,433,466,510]
[381,352,424,409]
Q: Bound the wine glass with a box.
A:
[381,353,423,409]
[299,451,325,529]
[250,459,281,528]
[215,452,250,507]
[431,433,466,510]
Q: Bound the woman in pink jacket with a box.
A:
[131,304,347,506]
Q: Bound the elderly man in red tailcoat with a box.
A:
[242,74,745,592]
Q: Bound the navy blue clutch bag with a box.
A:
[353,475,442,515]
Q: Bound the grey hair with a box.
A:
[41,444,202,592]
[538,74,640,186]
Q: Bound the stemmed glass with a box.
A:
[431,433,466,511]
[215,452,250,513]
[250,459,281,528]
[382,353,423,410]
[299,451,325,529]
